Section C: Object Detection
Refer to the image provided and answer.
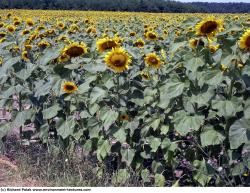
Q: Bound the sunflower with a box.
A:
[195,17,224,37]
[6,25,15,33]
[21,51,29,61]
[57,53,70,63]
[36,25,45,31]
[21,29,30,36]
[62,42,88,58]
[119,114,129,121]
[145,53,161,69]
[24,44,32,51]
[26,18,34,26]
[0,22,4,28]
[134,38,145,48]
[13,20,21,26]
[145,31,158,41]
[0,32,6,39]
[57,22,65,29]
[104,47,132,73]
[239,29,250,51]
[140,71,150,80]
[96,37,120,53]
[38,40,50,49]
[129,32,136,37]
[220,64,229,72]
[208,44,219,53]
[62,82,78,94]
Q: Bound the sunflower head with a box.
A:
[220,64,229,73]
[13,20,21,26]
[38,40,50,49]
[96,37,120,53]
[6,25,16,33]
[129,32,136,37]
[239,29,250,51]
[26,18,34,26]
[0,32,6,39]
[21,29,31,36]
[145,53,161,69]
[208,44,220,53]
[57,22,65,29]
[145,31,158,41]
[119,114,130,121]
[62,42,88,58]
[0,22,4,28]
[104,47,132,73]
[140,71,150,80]
[62,82,78,94]
[195,17,224,37]
[134,38,145,48]
[22,51,29,61]
[57,53,70,63]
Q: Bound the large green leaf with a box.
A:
[154,174,165,187]
[173,111,204,136]
[200,126,225,147]
[0,122,11,139]
[57,117,76,139]
[229,118,250,149]
[159,78,185,108]
[147,136,161,152]
[42,104,62,120]
[112,169,130,185]
[100,109,118,130]
[96,139,111,161]
[193,159,213,186]
[212,100,236,118]
[121,148,135,166]
[90,87,106,104]
[113,128,126,143]
[12,109,34,128]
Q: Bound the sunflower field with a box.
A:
[1,10,250,186]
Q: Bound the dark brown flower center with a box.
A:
[66,46,84,57]
[65,85,75,91]
[101,41,117,50]
[148,33,156,39]
[246,36,250,47]
[200,21,218,34]
[111,54,126,67]
[149,57,158,65]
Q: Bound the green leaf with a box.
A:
[200,69,223,86]
[38,47,61,66]
[90,87,106,104]
[57,117,76,139]
[147,136,161,152]
[141,169,150,183]
[173,111,204,136]
[185,57,205,73]
[155,174,165,187]
[113,128,126,143]
[160,125,169,135]
[159,78,185,108]
[12,109,34,128]
[100,109,118,130]
[231,162,245,176]
[97,139,111,161]
[200,126,225,147]
[77,76,97,94]
[150,118,161,131]
[1,57,20,74]
[0,122,11,139]
[121,148,135,166]
[229,118,250,149]
[193,159,212,186]
[112,169,130,185]
[212,100,236,118]
[244,99,250,120]
[42,104,62,120]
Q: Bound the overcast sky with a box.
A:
[179,0,250,2]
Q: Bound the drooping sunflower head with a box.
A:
[144,53,161,69]
[134,38,145,48]
[104,47,132,73]
[195,17,224,37]
[21,51,29,61]
[38,40,50,49]
[57,53,70,63]
[21,29,31,36]
[62,81,78,94]
[62,42,88,58]
[239,29,250,51]
[208,44,220,53]
[26,18,34,26]
[6,25,16,33]
[140,71,150,80]
[145,31,158,41]
[0,32,6,39]
[96,37,120,53]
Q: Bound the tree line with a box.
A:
[0,0,249,13]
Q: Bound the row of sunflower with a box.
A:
[0,10,250,186]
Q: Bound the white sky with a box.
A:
[178,0,250,2]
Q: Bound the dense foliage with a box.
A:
[0,0,250,13]
[0,10,250,186]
